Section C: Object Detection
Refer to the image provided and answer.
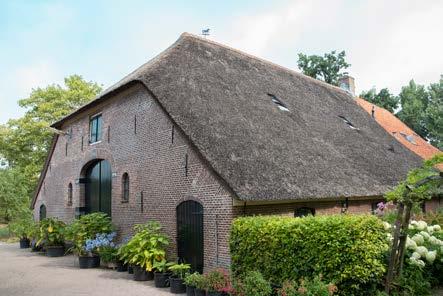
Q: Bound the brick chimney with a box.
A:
[338,75,355,97]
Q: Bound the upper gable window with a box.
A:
[89,114,103,143]
[268,94,289,112]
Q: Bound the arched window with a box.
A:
[67,183,73,206]
[295,207,315,217]
[39,204,46,221]
[122,173,129,202]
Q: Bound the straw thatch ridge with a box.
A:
[52,33,422,201]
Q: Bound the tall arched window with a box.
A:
[39,204,46,221]
[122,173,129,202]
[67,183,73,206]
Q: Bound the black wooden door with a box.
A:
[176,200,204,273]
[85,160,112,217]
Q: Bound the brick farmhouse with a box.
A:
[31,33,424,272]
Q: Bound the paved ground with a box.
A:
[0,242,185,296]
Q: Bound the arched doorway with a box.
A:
[39,204,46,221]
[85,159,112,217]
[176,200,204,273]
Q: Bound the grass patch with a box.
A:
[0,224,16,242]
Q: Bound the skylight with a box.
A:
[338,115,359,130]
[267,94,289,112]
[399,132,417,145]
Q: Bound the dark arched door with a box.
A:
[176,200,203,273]
[85,160,112,217]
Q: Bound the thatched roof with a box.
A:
[52,33,422,201]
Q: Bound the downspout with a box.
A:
[215,214,219,267]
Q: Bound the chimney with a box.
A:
[338,75,355,97]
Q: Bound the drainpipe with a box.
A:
[215,214,219,267]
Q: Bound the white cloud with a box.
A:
[14,61,60,95]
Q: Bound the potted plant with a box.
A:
[37,217,66,257]
[93,232,118,268]
[65,213,114,268]
[194,273,209,296]
[206,268,231,296]
[185,272,205,296]
[9,216,35,249]
[116,242,130,272]
[168,263,191,294]
[122,221,169,281]
[153,260,174,288]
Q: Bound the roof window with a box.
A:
[268,94,289,112]
[338,115,359,130]
[399,132,417,145]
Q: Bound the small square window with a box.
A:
[89,114,103,143]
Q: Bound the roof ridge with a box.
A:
[179,32,352,98]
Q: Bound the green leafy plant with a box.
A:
[120,221,169,271]
[37,217,66,247]
[65,213,113,256]
[205,268,232,293]
[98,245,119,263]
[230,215,388,296]
[153,260,174,273]
[278,276,338,296]
[185,272,204,287]
[168,263,191,279]
[9,216,35,240]
[233,271,272,296]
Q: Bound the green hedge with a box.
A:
[230,215,389,295]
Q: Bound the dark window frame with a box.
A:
[89,113,103,144]
[294,207,315,217]
[122,173,129,203]
[67,183,73,206]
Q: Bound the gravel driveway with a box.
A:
[0,242,185,296]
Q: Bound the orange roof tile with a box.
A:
[356,98,442,169]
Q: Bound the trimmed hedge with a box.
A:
[230,215,389,295]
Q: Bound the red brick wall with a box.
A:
[33,83,235,271]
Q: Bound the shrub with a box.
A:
[205,268,232,293]
[9,217,35,240]
[65,213,113,256]
[230,215,388,296]
[278,276,337,296]
[168,263,191,279]
[37,217,66,247]
[233,271,272,296]
[185,272,207,290]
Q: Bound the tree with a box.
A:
[360,87,399,113]
[0,168,31,222]
[426,76,443,149]
[0,75,101,219]
[396,80,429,140]
[297,50,351,86]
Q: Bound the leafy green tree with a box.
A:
[360,87,399,113]
[426,76,443,149]
[297,50,350,86]
[0,168,31,222]
[0,75,101,219]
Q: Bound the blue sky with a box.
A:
[1,0,442,124]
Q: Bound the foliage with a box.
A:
[278,276,337,296]
[37,217,66,247]
[233,271,272,296]
[385,155,443,204]
[184,272,206,288]
[65,213,114,256]
[119,221,169,271]
[85,232,116,257]
[152,260,174,273]
[230,215,388,296]
[205,268,232,293]
[297,50,350,86]
[396,77,443,149]
[390,264,432,296]
[360,88,399,113]
[168,263,191,279]
[0,76,102,218]
[0,168,33,222]
[8,212,35,239]
[417,207,443,226]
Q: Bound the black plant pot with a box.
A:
[79,255,100,268]
[116,261,128,272]
[195,288,206,296]
[30,240,42,252]
[19,238,30,249]
[128,265,134,274]
[133,266,154,281]
[170,276,186,294]
[154,272,171,288]
[208,291,223,296]
[46,246,65,257]
[186,285,196,296]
